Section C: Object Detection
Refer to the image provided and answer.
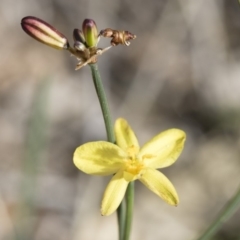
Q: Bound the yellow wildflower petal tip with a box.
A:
[115,118,140,152]
[140,168,179,206]
[140,129,186,169]
[101,171,128,216]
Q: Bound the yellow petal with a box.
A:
[139,168,179,205]
[73,141,126,175]
[139,129,186,169]
[115,118,140,152]
[101,171,128,216]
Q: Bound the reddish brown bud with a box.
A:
[21,16,69,50]
[73,29,85,44]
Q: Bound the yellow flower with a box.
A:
[73,118,186,216]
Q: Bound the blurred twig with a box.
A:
[196,185,240,240]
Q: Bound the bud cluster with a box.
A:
[21,16,136,70]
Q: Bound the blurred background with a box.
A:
[1,0,240,239]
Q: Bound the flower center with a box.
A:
[123,145,145,181]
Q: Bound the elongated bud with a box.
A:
[21,16,69,50]
[82,19,98,48]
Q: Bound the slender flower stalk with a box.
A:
[88,63,126,239]
[117,199,126,240]
[124,182,134,240]
[89,64,115,143]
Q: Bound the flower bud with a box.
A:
[82,19,98,48]
[73,29,85,44]
[21,16,69,50]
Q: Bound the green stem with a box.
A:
[123,182,134,240]
[196,186,240,240]
[89,63,115,143]
[117,198,126,240]
[89,63,126,240]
